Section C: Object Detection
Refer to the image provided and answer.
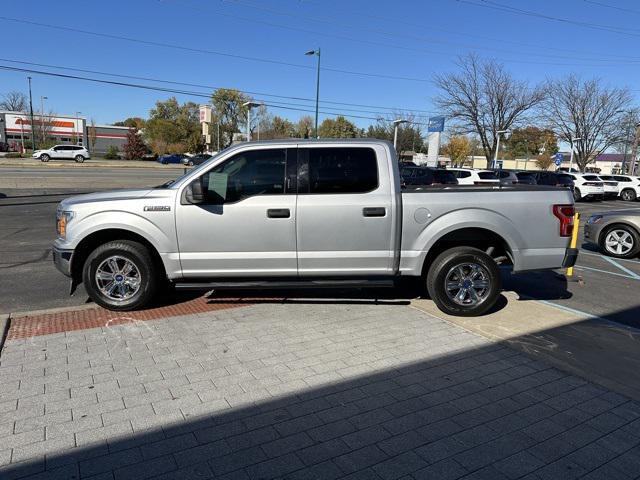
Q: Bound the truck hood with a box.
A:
[59,188,157,209]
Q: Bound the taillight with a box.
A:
[553,204,575,237]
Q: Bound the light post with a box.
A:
[40,96,48,143]
[75,111,82,145]
[393,119,409,152]
[305,48,321,138]
[242,102,261,142]
[569,137,582,173]
[27,76,36,150]
[620,110,635,174]
[493,130,510,169]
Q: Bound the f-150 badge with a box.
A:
[143,206,171,212]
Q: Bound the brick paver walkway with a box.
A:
[1,302,639,479]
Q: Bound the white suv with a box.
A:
[566,173,604,201]
[610,175,640,202]
[32,145,91,163]
[447,168,500,185]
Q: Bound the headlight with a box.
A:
[56,210,75,238]
[587,215,603,225]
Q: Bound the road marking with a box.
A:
[574,265,640,280]
[601,255,640,280]
[536,299,640,333]
[579,250,640,265]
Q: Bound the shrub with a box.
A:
[104,146,120,160]
[5,152,24,158]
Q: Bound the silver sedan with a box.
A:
[584,210,640,258]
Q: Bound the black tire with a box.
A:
[75,155,85,163]
[82,240,158,310]
[573,188,582,202]
[40,154,50,162]
[621,188,637,202]
[426,246,502,317]
[600,224,640,259]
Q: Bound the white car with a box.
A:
[595,175,620,199]
[565,173,604,201]
[32,145,91,163]
[447,168,500,185]
[609,175,640,202]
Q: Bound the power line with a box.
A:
[0,58,437,115]
[582,0,640,15]
[0,64,431,125]
[0,16,432,83]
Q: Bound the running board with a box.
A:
[174,279,395,291]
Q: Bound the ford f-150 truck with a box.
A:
[53,139,578,316]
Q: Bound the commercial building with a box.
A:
[0,111,130,154]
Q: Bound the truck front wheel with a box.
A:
[83,240,158,311]
[426,247,501,317]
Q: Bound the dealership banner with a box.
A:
[4,113,83,135]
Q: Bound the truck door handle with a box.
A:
[363,207,386,217]
[267,208,290,218]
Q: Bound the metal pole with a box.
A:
[622,116,632,174]
[246,108,251,142]
[630,124,640,176]
[314,48,321,139]
[27,77,36,150]
[217,122,220,151]
[393,124,399,150]
[569,142,575,172]
[40,96,46,142]
[493,134,501,170]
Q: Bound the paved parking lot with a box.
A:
[2,302,640,479]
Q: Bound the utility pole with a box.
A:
[393,119,408,153]
[242,102,260,142]
[630,123,640,176]
[40,96,48,143]
[27,77,36,150]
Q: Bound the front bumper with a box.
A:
[562,248,579,268]
[52,246,73,277]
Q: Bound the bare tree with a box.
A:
[434,54,544,161]
[541,75,631,172]
[0,91,28,111]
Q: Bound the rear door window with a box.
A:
[457,171,471,178]
[583,175,600,181]
[477,171,498,180]
[300,147,378,194]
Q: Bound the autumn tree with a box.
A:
[144,97,203,154]
[296,116,314,138]
[259,116,296,139]
[318,116,359,138]
[122,129,148,160]
[210,88,253,148]
[434,54,544,161]
[443,135,472,167]
[504,127,558,160]
[0,91,27,111]
[540,75,631,172]
[535,154,555,171]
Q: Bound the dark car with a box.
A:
[514,171,537,185]
[157,154,188,165]
[531,171,573,188]
[400,166,457,186]
[186,153,213,166]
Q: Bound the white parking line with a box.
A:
[574,265,640,280]
[579,249,640,265]
[601,256,640,280]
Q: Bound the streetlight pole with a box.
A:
[493,130,510,169]
[242,102,261,142]
[569,137,582,172]
[27,76,36,150]
[305,48,321,138]
[621,112,634,174]
[75,111,82,145]
[40,96,48,143]
[393,119,409,152]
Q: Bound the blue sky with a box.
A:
[2,0,640,127]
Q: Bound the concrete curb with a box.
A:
[0,314,9,353]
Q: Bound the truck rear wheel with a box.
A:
[83,240,158,311]
[426,247,501,317]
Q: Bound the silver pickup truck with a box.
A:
[53,139,578,316]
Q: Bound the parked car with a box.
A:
[52,139,577,317]
[32,145,90,163]
[514,171,537,185]
[447,168,500,185]
[565,173,604,201]
[493,170,519,185]
[400,166,458,186]
[609,175,640,202]
[530,171,571,188]
[157,154,188,165]
[585,210,640,258]
[186,153,213,166]
[595,175,620,199]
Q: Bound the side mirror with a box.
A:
[185,177,204,204]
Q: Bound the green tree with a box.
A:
[113,117,146,129]
[210,88,253,148]
[366,118,424,153]
[504,126,558,160]
[318,116,359,138]
[296,116,314,138]
[144,97,202,154]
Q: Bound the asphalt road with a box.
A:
[1,168,639,329]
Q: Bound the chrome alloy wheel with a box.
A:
[605,229,634,256]
[95,255,142,301]
[444,263,491,306]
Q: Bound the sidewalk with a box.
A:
[1,300,639,479]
